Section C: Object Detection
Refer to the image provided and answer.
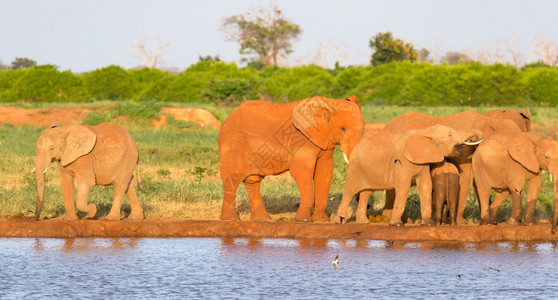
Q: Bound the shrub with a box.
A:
[9,65,84,102]
[83,65,133,100]
[522,68,558,106]
[129,68,172,101]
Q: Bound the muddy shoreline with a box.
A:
[1,218,557,242]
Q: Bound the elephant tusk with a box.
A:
[342,152,350,165]
[31,168,36,174]
[464,139,483,146]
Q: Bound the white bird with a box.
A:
[331,255,339,269]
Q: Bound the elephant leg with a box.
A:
[432,177,445,225]
[244,175,270,221]
[383,188,410,223]
[489,190,511,224]
[474,179,492,225]
[390,180,412,226]
[523,176,541,225]
[382,189,395,221]
[356,190,373,224]
[509,192,522,225]
[220,173,243,220]
[416,173,435,226]
[75,178,96,219]
[291,160,317,222]
[60,170,78,220]
[441,203,449,224]
[125,177,144,220]
[448,175,460,225]
[455,163,472,225]
[312,151,334,222]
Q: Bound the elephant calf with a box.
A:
[35,122,144,220]
[336,125,482,226]
[472,132,558,230]
[431,161,460,225]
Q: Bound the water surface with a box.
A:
[1,238,558,299]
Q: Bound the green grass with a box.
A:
[1,102,557,223]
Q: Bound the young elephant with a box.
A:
[472,132,558,230]
[336,125,482,226]
[35,122,144,220]
[431,161,460,225]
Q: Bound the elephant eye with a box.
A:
[340,126,347,132]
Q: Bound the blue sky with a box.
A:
[1,0,557,72]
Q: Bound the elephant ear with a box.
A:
[345,95,361,110]
[507,134,539,173]
[403,134,444,164]
[520,108,531,131]
[292,96,333,150]
[61,125,97,166]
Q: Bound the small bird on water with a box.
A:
[489,267,501,272]
[331,255,339,270]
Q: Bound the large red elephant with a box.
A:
[219,95,365,222]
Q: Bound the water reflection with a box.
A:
[32,237,139,252]
[2,238,558,298]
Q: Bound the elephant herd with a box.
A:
[33,95,558,234]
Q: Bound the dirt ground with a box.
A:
[1,217,557,241]
[0,105,221,128]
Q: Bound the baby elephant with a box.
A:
[431,161,460,225]
[35,122,144,220]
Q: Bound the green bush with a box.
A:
[0,61,558,106]
[129,68,173,101]
[523,68,558,105]
[83,65,133,100]
[165,61,259,102]
[7,65,84,102]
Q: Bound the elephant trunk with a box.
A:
[35,157,50,220]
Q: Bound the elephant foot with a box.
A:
[312,212,329,223]
[250,212,271,222]
[389,221,404,227]
[421,218,435,227]
[479,218,495,225]
[62,214,79,221]
[128,211,145,220]
[381,209,392,221]
[220,210,240,221]
[456,217,469,225]
[85,203,97,219]
[506,217,520,225]
[522,219,536,226]
[335,215,346,224]
[101,214,121,221]
[294,210,312,222]
[356,216,370,224]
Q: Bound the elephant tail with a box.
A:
[136,162,144,192]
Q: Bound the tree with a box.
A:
[530,34,558,67]
[441,51,471,65]
[198,55,221,62]
[11,57,36,69]
[133,38,170,69]
[220,2,301,66]
[369,32,417,66]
